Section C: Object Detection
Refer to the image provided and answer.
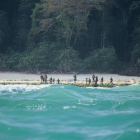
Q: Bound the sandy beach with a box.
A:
[0,72,140,85]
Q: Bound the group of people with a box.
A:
[74,74,113,85]
[86,74,113,85]
[40,74,60,84]
[84,75,99,85]
[40,73,113,85]
[92,74,99,84]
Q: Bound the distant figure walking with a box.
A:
[95,76,98,84]
[89,78,91,85]
[101,77,104,84]
[92,73,95,82]
[57,79,60,84]
[44,74,48,83]
[40,74,44,84]
[110,77,113,83]
[73,74,77,83]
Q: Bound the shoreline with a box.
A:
[0,71,140,87]
[0,79,138,88]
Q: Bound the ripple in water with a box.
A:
[0,84,140,140]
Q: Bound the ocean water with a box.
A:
[0,84,140,140]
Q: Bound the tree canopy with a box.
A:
[0,0,140,74]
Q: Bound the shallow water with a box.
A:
[0,84,140,140]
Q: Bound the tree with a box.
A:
[84,46,118,72]
[132,44,140,67]
[0,10,10,53]
[57,47,82,72]
[13,0,40,52]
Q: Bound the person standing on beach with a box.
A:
[95,76,98,84]
[89,78,91,85]
[40,74,44,84]
[57,79,60,84]
[50,77,52,84]
[110,77,113,83]
[86,78,88,84]
[92,73,95,82]
[73,74,77,83]
[44,74,48,83]
[53,78,55,84]
[101,77,104,84]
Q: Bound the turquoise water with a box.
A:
[0,84,140,140]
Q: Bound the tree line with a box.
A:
[0,0,140,74]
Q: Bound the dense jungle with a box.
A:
[0,0,140,75]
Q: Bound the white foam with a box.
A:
[136,129,140,133]
[0,84,51,94]
[63,106,76,109]
[86,87,110,90]
[26,104,46,111]
[63,106,70,109]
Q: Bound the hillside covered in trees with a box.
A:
[0,0,140,75]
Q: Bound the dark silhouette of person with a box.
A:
[49,77,52,84]
[57,79,60,84]
[110,77,113,83]
[73,74,77,83]
[95,76,98,84]
[89,78,91,85]
[53,78,55,84]
[92,74,95,82]
[40,74,44,84]
[101,77,104,84]
[86,78,88,84]
[44,74,48,83]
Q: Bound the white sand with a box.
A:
[0,72,140,83]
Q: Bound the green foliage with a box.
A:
[0,54,7,70]
[1,0,140,73]
[13,0,40,52]
[84,46,118,72]
[57,47,82,72]
[30,0,94,46]
[132,44,140,67]
[0,10,10,52]
[6,53,21,69]
[0,52,25,70]
[18,42,70,71]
